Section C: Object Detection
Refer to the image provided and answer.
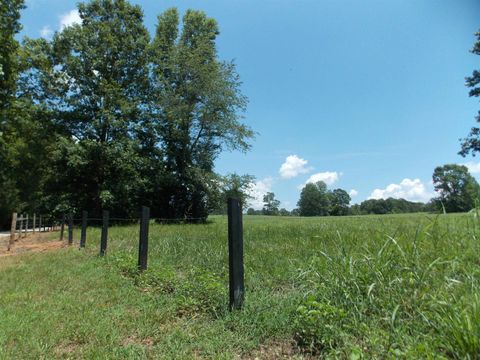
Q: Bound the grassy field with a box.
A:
[1,213,479,359]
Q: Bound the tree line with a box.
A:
[245,164,480,217]
[0,0,254,227]
[1,1,480,227]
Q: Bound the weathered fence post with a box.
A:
[79,211,87,248]
[138,206,150,271]
[228,197,245,310]
[8,212,17,251]
[18,214,23,240]
[33,213,36,234]
[100,210,109,257]
[24,214,28,237]
[60,214,65,241]
[68,214,73,245]
[39,215,42,233]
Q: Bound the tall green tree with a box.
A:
[329,188,351,216]
[150,8,253,220]
[42,0,151,216]
[460,30,480,156]
[0,0,24,112]
[432,164,479,212]
[0,0,25,227]
[297,181,331,217]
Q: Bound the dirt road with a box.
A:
[0,231,66,257]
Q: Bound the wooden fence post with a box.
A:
[39,215,42,233]
[60,214,65,241]
[138,206,150,271]
[100,210,109,257]
[24,214,28,237]
[228,198,245,309]
[18,214,23,239]
[8,212,17,251]
[68,214,73,245]
[79,211,87,248]
[228,197,245,310]
[33,213,36,234]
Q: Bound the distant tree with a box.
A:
[349,204,361,215]
[424,198,441,213]
[297,181,330,216]
[279,208,290,216]
[290,208,300,216]
[359,198,389,214]
[432,164,479,212]
[246,207,256,215]
[357,197,428,215]
[460,30,480,156]
[329,188,351,216]
[262,192,280,215]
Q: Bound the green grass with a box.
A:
[1,213,480,359]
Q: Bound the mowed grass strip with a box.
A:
[0,213,479,359]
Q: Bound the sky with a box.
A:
[20,0,480,210]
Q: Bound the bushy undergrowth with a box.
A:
[1,213,479,358]
[109,252,227,318]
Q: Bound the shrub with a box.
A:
[294,296,347,353]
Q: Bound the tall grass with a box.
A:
[0,213,479,358]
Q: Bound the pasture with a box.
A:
[0,213,479,359]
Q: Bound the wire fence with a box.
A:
[5,199,246,310]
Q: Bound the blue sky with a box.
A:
[21,0,480,209]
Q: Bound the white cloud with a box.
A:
[463,161,480,174]
[368,178,434,203]
[59,9,81,30]
[40,25,52,39]
[349,189,358,197]
[279,155,312,179]
[247,177,273,210]
[299,171,340,189]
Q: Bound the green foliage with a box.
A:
[0,0,56,227]
[297,181,352,217]
[279,208,291,216]
[0,0,253,224]
[433,164,480,213]
[0,0,24,111]
[355,197,428,215]
[436,295,480,358]
[40,0,151,217]
[262,192,280,215]
[149,8,253,220]
[297,181,331,216]
[294,297,347,353]
[211,173,255,214]
[460,30,480,157]
[328,188,351,216]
